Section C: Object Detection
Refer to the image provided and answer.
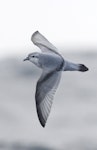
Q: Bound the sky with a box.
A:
[0,0,97,58]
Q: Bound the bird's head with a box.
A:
[23,52,40,67]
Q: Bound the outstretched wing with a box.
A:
[35,70,62,127]
[31,31,60,55]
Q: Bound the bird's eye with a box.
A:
[32,55,35,58]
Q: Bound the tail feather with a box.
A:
[79,64,89,72]
[63,61,89,72]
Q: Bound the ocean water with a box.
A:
[0,51,97,150]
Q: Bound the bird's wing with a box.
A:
[31,31,60,55]
[35,70,62,127]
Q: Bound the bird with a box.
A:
[24,31,88,127]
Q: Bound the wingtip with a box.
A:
[39,118,46,128]
[33,30,39,35]
[41,123,46,128]
[31,30,40,42]
[36,104,46,128]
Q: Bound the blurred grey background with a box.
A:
[0,0,97,149]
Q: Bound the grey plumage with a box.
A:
[24,31,88,127]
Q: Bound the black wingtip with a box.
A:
[79,64,89,72]
[41,123,45,128]
[39,120,46,128]
[38,115,46,128]
[36,105,46,128]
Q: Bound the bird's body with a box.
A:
[24,31,88,127]
[29,52,63,71]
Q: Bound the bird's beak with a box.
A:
[23,57,29,61]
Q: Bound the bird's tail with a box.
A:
[78,64,89,72]
[63,61,88,72]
